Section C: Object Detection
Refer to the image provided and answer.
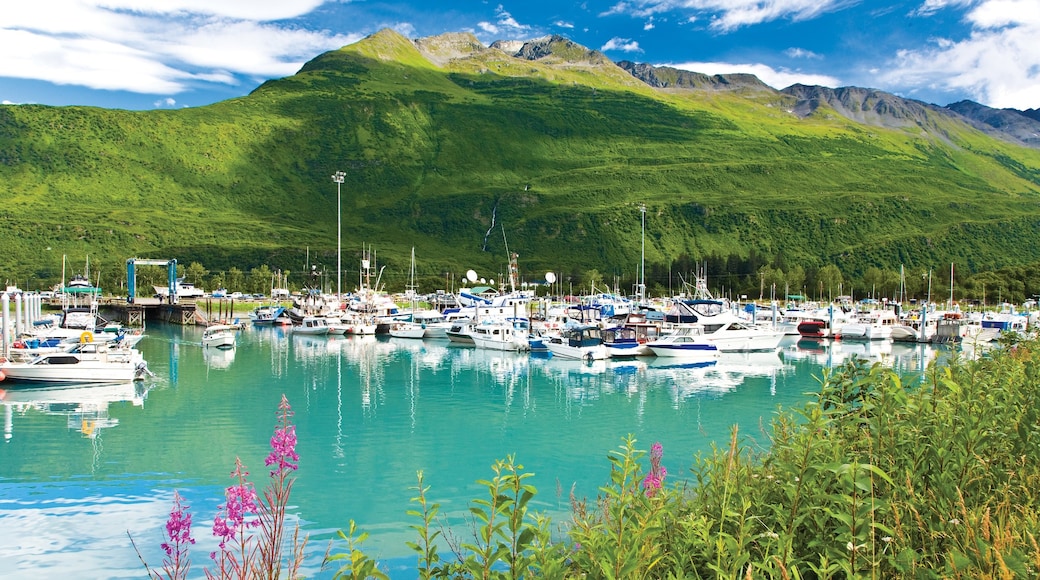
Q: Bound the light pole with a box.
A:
[332,171,345,299]
[639,203,646,302]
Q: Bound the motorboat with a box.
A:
[0,341,150,384]
[645,326,720,359]
[250,305,288,326]
[544,325,610,361]
[388,321,426,339]
[602,326,653,357]
[201,324,236,349]
[839,309,898,340]
[292,316,330,335]
[471,318,530,352]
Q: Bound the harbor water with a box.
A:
[0,323,943,578]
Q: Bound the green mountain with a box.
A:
[1,28,1039,297]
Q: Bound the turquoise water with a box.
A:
[0,323,941,578]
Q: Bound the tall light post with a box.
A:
[332,171,346,299]
[639,203,646,302]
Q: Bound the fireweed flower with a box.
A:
[211,458,260,553]
[161,490,196,558]
[642,442,668,497]
[265,395,299,475]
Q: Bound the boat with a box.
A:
[645,326,720,359]
[201,324,236,349]
[153,278,207,300]
[292,316,330,336]
[544,325,610,361]
[602,326,653,357]
[839,308,898,340]
[250,305,288,326]
[470,318,531,352]
[0,341,150,384]
[388,320,426,339]
[446,320,476,344]
[665,300,786,352]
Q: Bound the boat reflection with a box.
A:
[202,344,236,369]
[782,338,938,374]
[1,380,152,441]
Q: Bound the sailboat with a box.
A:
[389,248,426,339]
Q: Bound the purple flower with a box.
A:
[265,395,299,476]
[642,442,668,497]
[265,425,299,474]
[211,459,259,551]
[160,490,195,557]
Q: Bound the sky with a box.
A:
[1,0,1039,112]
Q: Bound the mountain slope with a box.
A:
[0,28,1039,295]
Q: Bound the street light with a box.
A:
[639,203,646,302]
[332,170,346,299]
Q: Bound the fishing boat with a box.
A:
[201,324,236,349]
[0,341,150,384]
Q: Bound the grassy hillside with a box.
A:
[1,29,1038,297]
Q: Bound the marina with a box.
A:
[0,321,950,579]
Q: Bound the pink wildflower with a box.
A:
[161,490,196,558]
[265,395,299,476]
[642,442,668,497]
[211,458,260,552]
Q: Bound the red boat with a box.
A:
[797,319,827,338]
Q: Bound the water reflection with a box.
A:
[1,381,152,443]
[202,344,236,370]
[782,338,938,375]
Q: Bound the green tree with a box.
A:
[227,267,244,292]
[250,265,275,294]
[816,264,843,302]
[185,262,209,287]
[785,265,805,299]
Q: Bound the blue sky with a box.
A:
[2,1,1038,111]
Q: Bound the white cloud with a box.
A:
[881,0,1040,108]
[601,37,643,53]
[667,60,842,89]
[2,100,16,105]
[554,20,575,28]
[0,2,357,95]
[478,21,500,34]
[154,97,177,107]
[914,0,976,17]
[785,47,821,59]
[602,0,852,31]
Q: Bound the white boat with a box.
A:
[602,326,653,357]
[471,318,531,352]
[153,278,207,299]
[839,309,898,340]
[446,320,476,344]
[645,326,720,359]
[201,324,236,349]
[666,300,785,352]
[0,341,150,384]
[544,325,610,360]
[389,321,426,339]
[293,316,330,335]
